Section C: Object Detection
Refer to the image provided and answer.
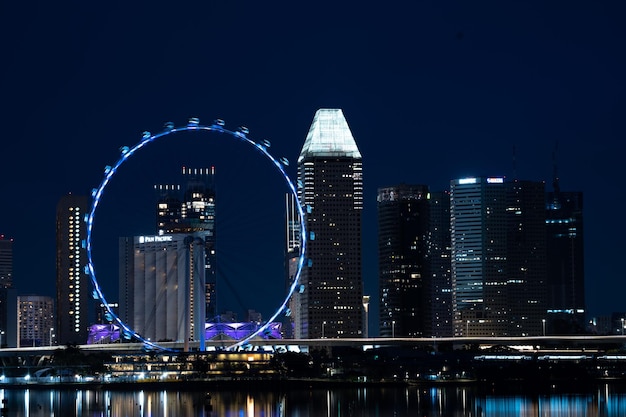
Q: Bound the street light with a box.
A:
[466,320,470,336]
[392,320,396,338]
[542,319,546,336]
[621,318,624,335]
[0,330,4,349]
[49,328,54,346]
[322,321,326,339]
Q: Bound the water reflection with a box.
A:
[1,384,626,416]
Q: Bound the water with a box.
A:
[1,383,626,416]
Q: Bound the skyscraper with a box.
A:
[17,295,54,347]
[119,234,206,346]
[56,194,90,345]
[155,167,217,320]
[285,194,301,338]
[546,187,585,333]
[0,235,17,347]
[377,185,430,338]
[428,191,453,337]
[0,235,13,289]
[296,109,364,339]
[450,177,546,336]
[506,180,547,336]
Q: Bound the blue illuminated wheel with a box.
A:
[86,118,307,351]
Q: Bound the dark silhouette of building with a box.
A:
[377,185,430,338]
[0,235,17,347]
[56,194,90,345]
[428,191,452,337]
[296,109,364,339]
[506,180,547,336]
[546,188,585,334]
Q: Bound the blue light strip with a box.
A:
[86,118,307,351]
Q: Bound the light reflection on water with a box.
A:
[0,384,625,416]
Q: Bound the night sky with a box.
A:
[1,2,625,331]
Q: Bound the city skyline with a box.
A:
[1,2,625,330]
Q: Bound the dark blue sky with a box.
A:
[1,1,625,327]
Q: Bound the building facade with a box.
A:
[155,167,217,321]
[0,236,17,347]
[17,295,54,347]
[119,234,206,345]
[377,185,430,338]
[0,235,13,289]
[546,189,585,333]
[56,194,90,345]
[295,109,364,339]
[450,177,546,336]
[428,191,453,337]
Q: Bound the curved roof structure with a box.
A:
[298,109,361,163]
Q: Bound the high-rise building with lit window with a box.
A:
[378,185,430,338]
[0,235,13,289]
[450,177,546,336]
[155,167,216,320]
[0,235,17,347]
[56,194,89,344]
[18,295,54,347]
[296,108,363,339]
[428,191,453,337]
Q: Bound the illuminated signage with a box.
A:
[487,177,504,184]
[458,178,477,185]
[138,235,173,244]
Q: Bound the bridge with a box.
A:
[1,335,625,357]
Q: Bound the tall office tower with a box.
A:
[155,167,217,321]
[119,233,206,347]
[285,194,301,338]
[17,295,54,347]
[546,185,585,333]
[0,235,13,288]
[377,185,430,338]
[506,180,547,336]
[428,191,453,337]
[296,108,363,339]
[56,194,90,345]
[0,236,17,347]
[450,178,547,336]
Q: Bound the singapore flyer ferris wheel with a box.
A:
[86,117,307,351]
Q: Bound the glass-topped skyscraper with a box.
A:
[296,109,363,339]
